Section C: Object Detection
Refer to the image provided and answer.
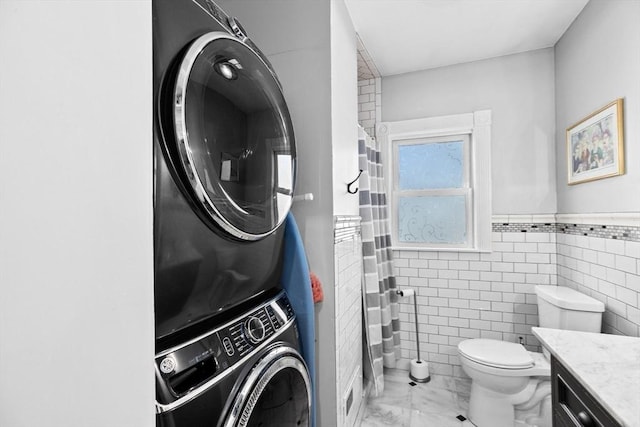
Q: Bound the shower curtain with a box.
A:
[358,129,401,396]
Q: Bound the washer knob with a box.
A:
[244,316,266,344]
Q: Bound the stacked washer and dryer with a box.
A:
[153,1,311,425]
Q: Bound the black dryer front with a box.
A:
[153,0,297,348]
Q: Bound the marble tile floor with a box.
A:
[359,368,475,427]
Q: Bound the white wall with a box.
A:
[331,0,360,217]
[555,0,640,214]
[0,2,154,426]
[382,49,557,215]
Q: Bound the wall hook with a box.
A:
[347,169,363,194]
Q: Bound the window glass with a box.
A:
[398,141,464,189]
[398,195,467,244]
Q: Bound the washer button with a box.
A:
[222,337,234,356]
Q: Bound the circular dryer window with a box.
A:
[224,347,311,427]
[173,32,296,241]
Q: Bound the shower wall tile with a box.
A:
[357,78,379,138]
[334,216,364,425]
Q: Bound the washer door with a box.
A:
[224,347,311,427]
[173,32,296,241]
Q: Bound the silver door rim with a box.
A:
[223,346,311,427]
[173,31,291,241]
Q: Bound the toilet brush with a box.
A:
[397,288,430,383]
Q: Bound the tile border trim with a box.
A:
[556,223,639,242]
[492,222,557,233]
[493,213,640,227]
[492,213,640,242]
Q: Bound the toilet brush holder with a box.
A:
[397,288,430,383]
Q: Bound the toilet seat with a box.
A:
[458,339,534,369]
[458,339,550,377]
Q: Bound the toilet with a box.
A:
[457,285,605,427]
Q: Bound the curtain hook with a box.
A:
[347,169,363,194]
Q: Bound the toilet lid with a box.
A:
[458,339,534,369]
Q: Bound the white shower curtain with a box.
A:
[358,129,401,395]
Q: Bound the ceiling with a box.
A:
[345,0,590,78]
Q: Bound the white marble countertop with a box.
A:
[532,327,640,427]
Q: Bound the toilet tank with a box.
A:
[535,285,605,332]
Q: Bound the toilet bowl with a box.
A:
[457,285,605,427]
[458,339,551,427]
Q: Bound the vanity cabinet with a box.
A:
[551,356,622,427]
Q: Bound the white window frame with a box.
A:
[378,110,492,252]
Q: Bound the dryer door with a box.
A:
[223,346,311,427]
[173,32,296,241]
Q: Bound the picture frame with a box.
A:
[567,98,624,185]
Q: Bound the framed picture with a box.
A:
[567,98,624,185]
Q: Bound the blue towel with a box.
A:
[281,213,316,427]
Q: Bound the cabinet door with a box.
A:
[551,356,622,427]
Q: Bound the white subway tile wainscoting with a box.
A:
[557,231,640,336]
[393,214,640,379]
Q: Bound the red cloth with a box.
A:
[310,272,324,303]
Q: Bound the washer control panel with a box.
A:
[217,294,293,364]
[155,291,295,404]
